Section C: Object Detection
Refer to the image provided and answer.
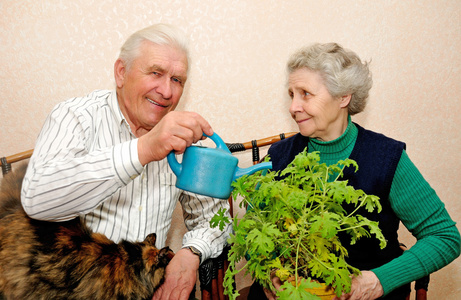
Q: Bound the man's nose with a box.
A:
[156,77,173,99]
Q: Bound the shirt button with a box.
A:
[130,175,137,180]
[139,206,143,211]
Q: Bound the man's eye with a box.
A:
[304,91,311,96]
[172,77,182,85]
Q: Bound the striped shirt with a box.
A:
[21,89,231,262]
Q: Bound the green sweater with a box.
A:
[308,119,460,295]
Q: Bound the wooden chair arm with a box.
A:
[1,149,33,175]
[0,149,33,167]
[226,132,297,153]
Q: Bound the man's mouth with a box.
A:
[147,98,168,108]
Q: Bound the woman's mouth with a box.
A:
[296,117,311,124]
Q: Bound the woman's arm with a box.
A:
[371,150,460,295]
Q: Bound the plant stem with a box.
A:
[344,200,365,218]
[294,233,302,283]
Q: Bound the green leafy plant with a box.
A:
[210,149,387,300]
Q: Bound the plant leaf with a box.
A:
[310,212,341,239]
[209,207,230,230]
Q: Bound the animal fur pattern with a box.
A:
[0,164,174,300]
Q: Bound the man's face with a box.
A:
[115,41,188,136]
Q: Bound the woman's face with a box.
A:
[288,68,350,141]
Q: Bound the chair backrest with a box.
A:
[226,132,297,164]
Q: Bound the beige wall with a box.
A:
[1,1,460,298]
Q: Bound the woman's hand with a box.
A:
[333,271,384,300]
[263,271,284,299]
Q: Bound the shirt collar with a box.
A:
[108,90,134,134]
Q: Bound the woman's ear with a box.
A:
[114,59,126,88]
[339,94,352,108]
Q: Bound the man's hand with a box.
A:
[138,111,213,165]
[333,271,384,300]
[152,248,200,300]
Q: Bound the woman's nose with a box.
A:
[289,96,302,114]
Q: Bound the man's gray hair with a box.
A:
[118,24,190,72]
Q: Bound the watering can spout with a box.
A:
[234,162,272,181]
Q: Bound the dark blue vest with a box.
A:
[268,123,406,270]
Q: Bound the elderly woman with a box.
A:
[250,43,460,300]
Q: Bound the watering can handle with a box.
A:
[204,133,230,153]
[167,132,230,176]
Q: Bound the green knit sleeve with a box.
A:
[371,150,460,295]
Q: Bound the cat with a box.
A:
[0,164,175,300]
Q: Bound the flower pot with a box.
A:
[289,279,336,300]
[304,284,336,300]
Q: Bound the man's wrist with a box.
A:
[183,246,202,262]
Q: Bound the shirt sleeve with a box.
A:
[372,150,460,295]
[21,100,143,221]
[179,191,232,264]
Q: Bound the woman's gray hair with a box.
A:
[287,43,372,115]
[118,23,190,72]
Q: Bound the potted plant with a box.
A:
[210,149,387,300]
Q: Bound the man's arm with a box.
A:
[179,192,232,262]
[21,97,139,221]
[153,192,232,300]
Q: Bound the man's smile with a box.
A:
[147,97,168,108]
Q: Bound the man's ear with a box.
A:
[339,94,352,108]
[114,59,126,88]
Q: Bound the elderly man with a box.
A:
[21,24,231,299]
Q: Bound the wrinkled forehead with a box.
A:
[139,41,188,77]
[287,68,324,88]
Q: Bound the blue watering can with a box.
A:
[167,133,272,199]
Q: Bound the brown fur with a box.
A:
[0,164,174,300]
